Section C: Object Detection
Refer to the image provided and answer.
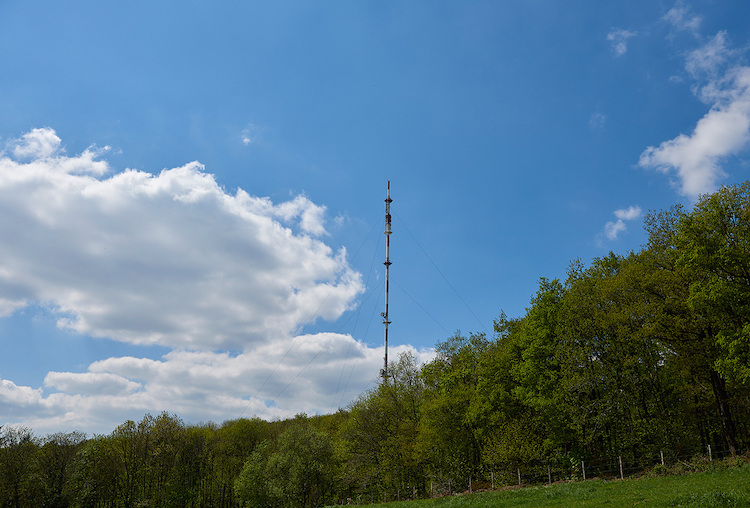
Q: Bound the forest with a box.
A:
[2,182,750,508]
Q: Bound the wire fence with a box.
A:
[463,444,746,492]
[337,443,750,505]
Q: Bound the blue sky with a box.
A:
[1,1,750,435]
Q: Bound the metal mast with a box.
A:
[381,181,392,379]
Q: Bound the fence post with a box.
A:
[491,471,495,490]
[469,476,472,494]
[430,481,433,498]
[708,444,713,461]
[517,468,521,486]
[581,461,586,481]
[660,450,664,466]
[619,456,624,480]
[548,463,552,485]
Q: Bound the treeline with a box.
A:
[3,182,750,508]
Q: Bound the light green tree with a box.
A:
[338,352,426,500]
[418,332,487,487]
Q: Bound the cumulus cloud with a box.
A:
[44,372,142,396]
[0,128,362,350]
[607,29,637,57]
[604,220,627,240]
[3,338,435,434]
[602,205,642,241]
[639,33,750,198]
[0,378,43,409]
[614,205,642,221]
[11,128,63,159]
[0,128,433,434]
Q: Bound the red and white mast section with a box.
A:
[381,181,392,379]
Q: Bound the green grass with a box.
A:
[338,464,750,507]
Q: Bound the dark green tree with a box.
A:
[70,435,120,508]
[213,417,268,507]
[234,440,273,508]
[0,427,40,508]
[37,431,85,508]
[338,352,426,500]
[674,182,750,384]
[418,332,487,488]
[266,419,334,508]
[637,199,747,455]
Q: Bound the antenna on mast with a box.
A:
[380,181,392,379]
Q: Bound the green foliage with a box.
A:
[674,182,750,383]
[0,427,41,508]
[419,333,486,482]
[268,422,334,507]
[37,431,85,508]
[343,463,750,508]
[235,440,273,508]
[235,420,335,508]
[638,185,750,454]
[667,491,748,508]
[338,352,426,498]
[4,182,750,507]
[71,434,120,508]
[214,417,269,505]
[558,253,687,460]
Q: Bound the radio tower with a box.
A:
[381,181,392,379]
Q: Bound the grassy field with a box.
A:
[338,463,750,507]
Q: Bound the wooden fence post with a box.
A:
[619,456,624,480]
[491,471,495,490]
[660,450,664,466]
[708,444,713,461]
[517,468,521,486]
[469,476,472,494]
[581,461,586,481]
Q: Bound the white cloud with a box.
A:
[589,112,607,131]
[685,31,733,77]
[602,205,642,241]
[663,2,702,35]
[607,29,637,57]
[614,205,642,221]
[44,372,142,396]
[639,34,750,198]
[2,338,435,434]
[240,124,263,146]
[0,128,363,350]
[11,128,62,159]
[604,220,627,240]
[0,128,435,434]
[261,194,329,236]
[0,378,43,408]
